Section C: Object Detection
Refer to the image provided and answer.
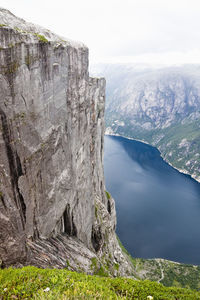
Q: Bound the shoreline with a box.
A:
[159,155,200,184]
[105,132,200,184]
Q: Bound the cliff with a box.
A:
[0,9,132,276]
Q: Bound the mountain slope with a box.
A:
[92,63,200,181]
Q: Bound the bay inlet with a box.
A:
[104,135,200,265]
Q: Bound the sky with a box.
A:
[1,0,200,65]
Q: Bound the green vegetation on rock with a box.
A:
[105,190,111,200]
[34,33,48,43]
[0,61,19,75]
[1,266,200,299]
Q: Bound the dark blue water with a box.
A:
[104,135,200,265]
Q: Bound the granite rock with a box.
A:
[0,9,133,276]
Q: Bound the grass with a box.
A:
[1,266,200,299]
[160,263,200,290]
[105,191,111,200]
[34,34,48,43]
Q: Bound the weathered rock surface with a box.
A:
[0,9,132,276]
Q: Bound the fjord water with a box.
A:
[104,135,200,265]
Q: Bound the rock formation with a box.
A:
[0,8,132,276]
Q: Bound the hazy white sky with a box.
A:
[1,0,200,64]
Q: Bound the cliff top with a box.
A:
[0,7,86,48]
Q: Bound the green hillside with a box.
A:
[1,266,200,299]
[106,112,200,181]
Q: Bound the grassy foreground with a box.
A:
[1,266,200,299]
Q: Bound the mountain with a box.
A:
[2,9,200,293]
[0,9,132,276]
[91,63,200,182]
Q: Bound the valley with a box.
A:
[92,63,200,182]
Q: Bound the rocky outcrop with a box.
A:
[0,9,132,276]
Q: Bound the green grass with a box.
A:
[160,263,200,290]
[105,190,111,200]
[34,34,48,43]
[1,266,200,299]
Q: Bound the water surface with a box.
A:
[104,135,200,265]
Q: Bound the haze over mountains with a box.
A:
[91,63,200,182]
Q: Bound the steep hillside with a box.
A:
[91,64,200,182]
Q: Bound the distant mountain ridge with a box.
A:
[91,63,200,182]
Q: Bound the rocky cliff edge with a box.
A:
[0,8,132,276]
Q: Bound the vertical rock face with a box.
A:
[0,9,132,276]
